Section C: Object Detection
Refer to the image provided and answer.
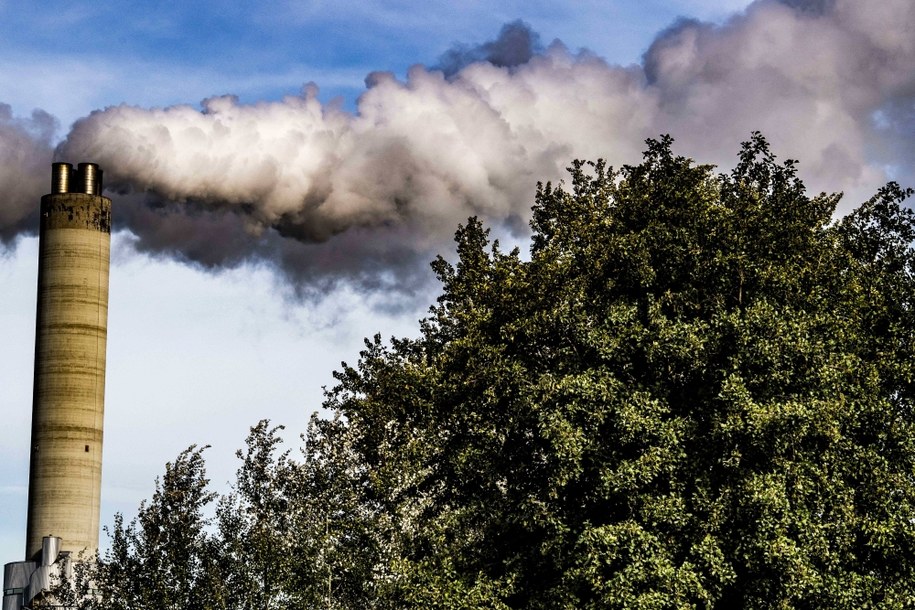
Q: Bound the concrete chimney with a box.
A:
[24,162,111,562]
[3,162,111,610]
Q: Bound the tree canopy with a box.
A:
[60,134,915,609]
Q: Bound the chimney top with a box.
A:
[51,162,103,196]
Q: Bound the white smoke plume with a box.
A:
[2,0,913,296]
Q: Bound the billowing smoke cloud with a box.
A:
[2,0,913,297]
[0,105,54,243]
[641,0,914,197]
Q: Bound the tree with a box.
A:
[295,412,388,608]
[214,416,385,609]
[326,134,915,608]
[87,446,223,610]
[216,421,300,609]
[60,134,915,609]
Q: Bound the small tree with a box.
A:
[80,446,223,610]
[217,421,306,609]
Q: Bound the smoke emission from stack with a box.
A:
[0,0,913,299]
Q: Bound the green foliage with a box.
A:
[63,446,224,610]
[60,134,915,609]
[216,421,298,609]
[328,133,915,608]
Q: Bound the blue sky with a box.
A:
[0,1,750,127]
[1,0,912,564]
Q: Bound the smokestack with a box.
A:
[25,161,111,562]
[2,161,111,610]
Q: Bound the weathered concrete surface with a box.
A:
[25,192,111,561]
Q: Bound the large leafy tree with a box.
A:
[328,134,915,608]
[61,134,915,609]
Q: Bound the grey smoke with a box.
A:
[436,20,543,77]
[777,0,834,15]
[1,0,913,298]
[0,105,54,243]
[115,191,433,301]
